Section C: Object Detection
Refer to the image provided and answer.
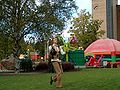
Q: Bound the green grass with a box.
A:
[0,68,120,90]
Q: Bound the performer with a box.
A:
[49,37,63,88]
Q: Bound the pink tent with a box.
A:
[85,39,120,54]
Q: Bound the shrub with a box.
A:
[35,61,75,72]
[62,62,74,71]
[20,57,33,72]
[35,61,48,71]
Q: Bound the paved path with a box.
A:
[0,70,48,76]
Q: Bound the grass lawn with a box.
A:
[0,68,120,90]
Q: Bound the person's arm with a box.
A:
[48,46,52,60]
[60,46,65,55]
[49,46,52,54]
[52,44,59,53]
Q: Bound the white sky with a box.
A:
[75,0,120,14]
[75,0,92,13]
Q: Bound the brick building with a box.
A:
[92,0,119,41]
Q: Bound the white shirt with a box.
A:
[49,45,65,55]
[49,44,65,62]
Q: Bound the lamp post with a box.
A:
[43,33,46,61]
[43,33,49,61]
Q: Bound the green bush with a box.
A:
[20,57,33,72]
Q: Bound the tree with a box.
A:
[0,0,77,58]
[69,10,105,49]
[1,0,37,58]
[34,0,78,41]
[0,32,13,60]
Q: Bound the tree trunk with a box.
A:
[13,39,21,73]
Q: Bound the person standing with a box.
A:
[49,37,63,88]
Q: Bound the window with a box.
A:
[103,54,111,58]
[116,54,120,58]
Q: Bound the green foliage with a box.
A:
[56,35,65,46]
[34,41,45,56]
[0,0,77,58]
[19,39,28,54]
[0,32,13,60]
[69,10,105,49]
[20,57,33,72]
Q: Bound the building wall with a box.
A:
[92,0,118,39]
[92,0,107,38]
[117,5,120,41]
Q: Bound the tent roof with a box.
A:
[85,39,120,54]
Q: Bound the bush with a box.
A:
[62,62,74,72]
[35,61,48,71]
[35,61,75,72]
[47,62,75,73]
[20,57,33,72]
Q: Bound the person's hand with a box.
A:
[53,45,59,52]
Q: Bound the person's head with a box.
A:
[52,37,58,44]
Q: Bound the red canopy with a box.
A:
[85,39,120,54]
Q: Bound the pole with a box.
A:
[43,33,46,61]
[47,40,49,58]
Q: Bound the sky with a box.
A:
[75,0,92,13]
[75,0,120,13]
